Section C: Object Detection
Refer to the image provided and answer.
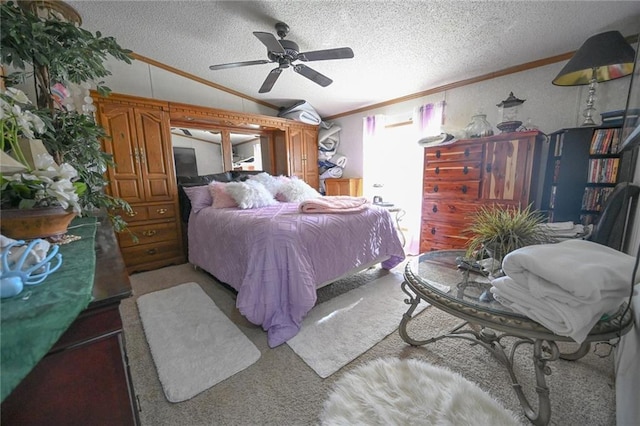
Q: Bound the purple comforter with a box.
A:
[188,202,405,347]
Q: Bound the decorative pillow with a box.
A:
[248,172,282,196]
[182,185,213,213]
[208,182,239,209]
[276,177,322,203]
[225,180,277,209]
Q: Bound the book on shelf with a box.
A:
[588,158,619,183]
[589,128,620,154]
[553,133,564,157]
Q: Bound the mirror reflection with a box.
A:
[170,127,274,178]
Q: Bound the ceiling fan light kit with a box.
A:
[210,22,354,93]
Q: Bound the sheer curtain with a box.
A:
[414,101,445,141]
[362,114,388,201]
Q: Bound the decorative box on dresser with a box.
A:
[420,130,545,252]
[1,216,138,425]
[94,93,184,273]
[325,178,363,196]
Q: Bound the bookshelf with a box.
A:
[540,126,632,225]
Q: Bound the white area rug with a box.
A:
[287,269,427,378]
[320,358,522,426]
[137,282,261,402]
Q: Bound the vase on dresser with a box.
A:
[0,207,76,240]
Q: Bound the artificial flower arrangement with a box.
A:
[0,87,85,214]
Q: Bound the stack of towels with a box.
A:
[490,239,637,343]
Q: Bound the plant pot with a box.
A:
[0,207,76,240]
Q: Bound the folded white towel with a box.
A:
[491,276,625,343]
[502,239,635,301]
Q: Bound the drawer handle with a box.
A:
[461,185,468,194]
[127,210,138,217]
[433,184,439,193]
[430,227,436,235]
[463,166,469,174]
[156,208,168,215]
[434,166,440,175]
[432,205,438,213]
[142,230,157,237]
[486,163,492,173]
[464,148,470,157]
[435,150,441,159]
[146,248,158,255]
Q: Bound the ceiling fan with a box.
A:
[209,22,354,93]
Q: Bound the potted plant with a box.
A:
[464,203,552,264]
[0,0,133,235]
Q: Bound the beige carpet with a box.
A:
[122,262,617,426]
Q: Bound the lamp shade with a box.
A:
[552,31,635,86]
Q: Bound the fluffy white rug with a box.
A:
[321,358,522,426]
[287,268,428,378]
[137,282,260,402]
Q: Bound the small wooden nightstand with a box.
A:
[325,178,363,196]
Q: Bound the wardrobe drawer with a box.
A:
[425,143,483,164]
[423,161,482,181]
[423,180,480,199]
[121,240,183,268]
[118,221,179,248]
[117,203,176,223]
[422,200,484,223]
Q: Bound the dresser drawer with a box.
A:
[425,143,483,164]
[118,221,179,248]
[422,200,484,223]
[423,180,480,199]
[121,240,183,268]
[117,203,176,223]
[420,220,470,251]
[423,161,482,181]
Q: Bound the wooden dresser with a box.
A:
[325,178,363,196]
[94,93,184,273]
[420,131,544,252]
[1,217,138,425]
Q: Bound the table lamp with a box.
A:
[552,31,635,126]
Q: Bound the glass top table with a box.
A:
[400,250,633,426]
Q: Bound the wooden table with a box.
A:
[1,216,139,425]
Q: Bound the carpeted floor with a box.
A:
[121,262,617,426]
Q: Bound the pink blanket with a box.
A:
[300,196,368,213]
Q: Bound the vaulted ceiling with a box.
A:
[67,1,640,118]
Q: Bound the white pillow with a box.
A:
[248,172,282,196]
[225,180,277,209]
[277,178,321,203]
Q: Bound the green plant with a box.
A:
[464,204,551,261]
[0,1,134,231]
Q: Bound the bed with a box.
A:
[187,200,405,347]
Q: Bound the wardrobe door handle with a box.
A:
[142,230,157,237]
[146,248,157,255]
[157,208,168,215]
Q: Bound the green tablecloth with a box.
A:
[1,217,98,401]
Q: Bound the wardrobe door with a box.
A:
[135,108,175,202]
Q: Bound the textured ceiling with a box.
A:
[67,1,640,118]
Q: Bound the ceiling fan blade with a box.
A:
[253,31,285,54]
[259,67,283,93]
[299,47,354,62]
[293,64,333,87]
[210,59,271,70]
